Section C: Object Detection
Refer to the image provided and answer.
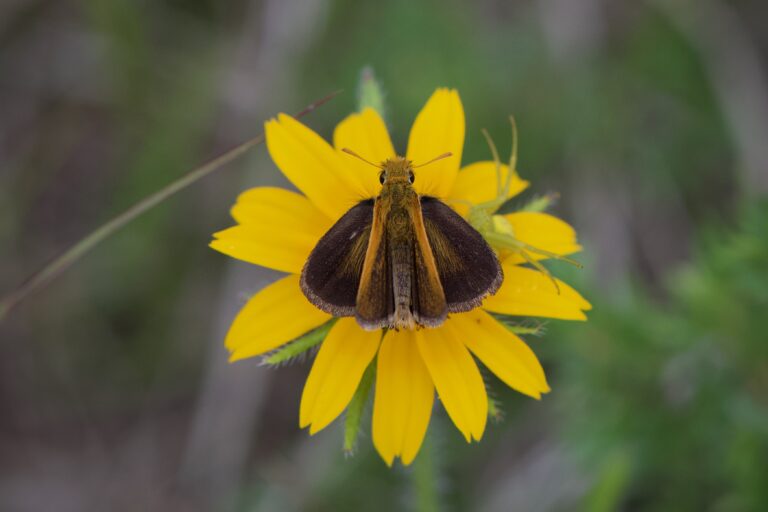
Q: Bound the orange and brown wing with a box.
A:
[355,199,394,330]
[300,199,374,316]
[408,195,448,327]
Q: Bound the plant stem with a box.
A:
[413,434,439,512]
[0,90,342,322]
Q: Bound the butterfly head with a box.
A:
[379,157,414,186]
[341,148,452,190]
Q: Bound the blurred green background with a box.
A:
[2,0,768,511]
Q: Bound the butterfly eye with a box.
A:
[379,171,386,184]
[408,171,415,184]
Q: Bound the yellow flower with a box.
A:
[210,89,590,466]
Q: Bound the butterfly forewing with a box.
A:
[420,196,503,312]
[355,202,394,330]
[408,194,448,326]
[300,199,374,316]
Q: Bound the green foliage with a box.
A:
[558,201,768,511]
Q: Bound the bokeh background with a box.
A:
[2,0,768,510]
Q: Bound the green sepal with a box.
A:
[343,358,376,454]
[357,66,386,117]
[505,323,546,336]
[488,395,503,422]
[520,192,559,213]
[261,319,336,366]
[492,315,547,337]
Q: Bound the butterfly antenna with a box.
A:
[341,148,383,169]
[481,128,503,197]
[412,152,452,168]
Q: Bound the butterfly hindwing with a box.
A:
[300,199,374,316]
[420,196,503,312]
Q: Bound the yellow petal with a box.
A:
[210,187,332,274]
[300,319,381,434]
[333,107,395,199]
[265,114,367,219]
[407,89,465,198]
[226,275,331,361]
[415,327,487,442]
[483,264,592,320]
[448,161,529,217]
[230,186,332,227]
[452,310,549,399]
[501,212,581,264]
[372,329,435,466]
